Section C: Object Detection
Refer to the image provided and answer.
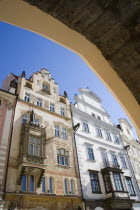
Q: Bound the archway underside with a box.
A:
[0,0,140,138]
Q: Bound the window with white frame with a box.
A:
[83,122,89,132]
[106,132,112,141]
[54,125,60,137]
[113,173,123,191]
[96,128,102,137]
[114,135,120,144]
[60,107,65,116]
[62,127,67,140]
[111,154,119,166]
[125,177,135,195]
[120,156,127,168]
[37,98,42,107]
[50,103,54,112]
[24,93,30,102]
[87,148,94,160]
[57,149,69,166]
[22,114,27,124]
[101,151,109,166]
[29,138,40,156]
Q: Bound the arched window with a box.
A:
[21,174,27,191]
[49,177,53,193]
[70,180,75,195]
[42,177,45,193]
[22,114,27,124]
[64,179,69,195]
[30,175,35,192]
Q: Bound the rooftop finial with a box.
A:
[21,71,26,78]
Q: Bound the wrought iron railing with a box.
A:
[100,161,120,169]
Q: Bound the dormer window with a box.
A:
[43,84,49,90]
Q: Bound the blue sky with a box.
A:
[0,21,138,139]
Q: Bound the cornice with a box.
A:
[71,106,119,133]
[18,99,71,121]
[75,97,110,117]
[75,133,124,152]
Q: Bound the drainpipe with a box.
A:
[70,105,86,210]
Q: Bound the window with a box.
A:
[54,125,60,137]
[96,128,102,137]
[113,173,123,191]
[60,108,65,116]
[49,177,53,193]
[37,98,42,107]
[42,177,45,193]
[126,177,135,195]
[106,132,112,141]
[103,174,111,192]
[70,180,75,195]
[62,127,67,140]
[43,84,49,91]
[29,138,40,156]
[87,148,94,160]
[30,175,35,192]
[83,123,89,132]
[35,118,40,125]
[111,154,119,166]
[97,116,101,120]
[89,172,101,193]
[64,179,69,194]
[101,151,109,166]
[57,149,69,166]
[24,93,30,102]
[21,174,27,191]
[114,135,120,144]
[0,99,2,108]
[22,114,27,124]
[120,156,127,168]
[50,103,54,112]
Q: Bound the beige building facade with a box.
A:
[118,119,140,191]
[2,69,83,209]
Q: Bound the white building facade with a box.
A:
[71,88,140,210]
[118,118,140,191]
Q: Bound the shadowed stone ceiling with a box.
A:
[24,0,140,105]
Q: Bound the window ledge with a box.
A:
[86,159,96,162]
[82,130,90,133]
[96,135,103,138]
[55,164,71,168]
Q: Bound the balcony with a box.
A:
[100,161,121,173]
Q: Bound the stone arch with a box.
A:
[0,0,140,138]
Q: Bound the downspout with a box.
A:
[70,105,86,210]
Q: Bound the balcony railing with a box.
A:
[100,161,120,170]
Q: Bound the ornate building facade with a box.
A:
[0,88,16,209]
[118,119,140,191]
[71,88,140,210]
[2,69,83,209]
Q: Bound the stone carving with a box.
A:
[57,181,62,189]
[6,102,14,110]
[21,71,26,78]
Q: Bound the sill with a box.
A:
[106,139,112,141]
[86,159,96,162]
[55,164,71,168]
[82,130,90,133]
[130,194,136,196]
[92,192,102,194]
[122,167,128,170]
[114,142,120,144]
[96,135,103,138]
